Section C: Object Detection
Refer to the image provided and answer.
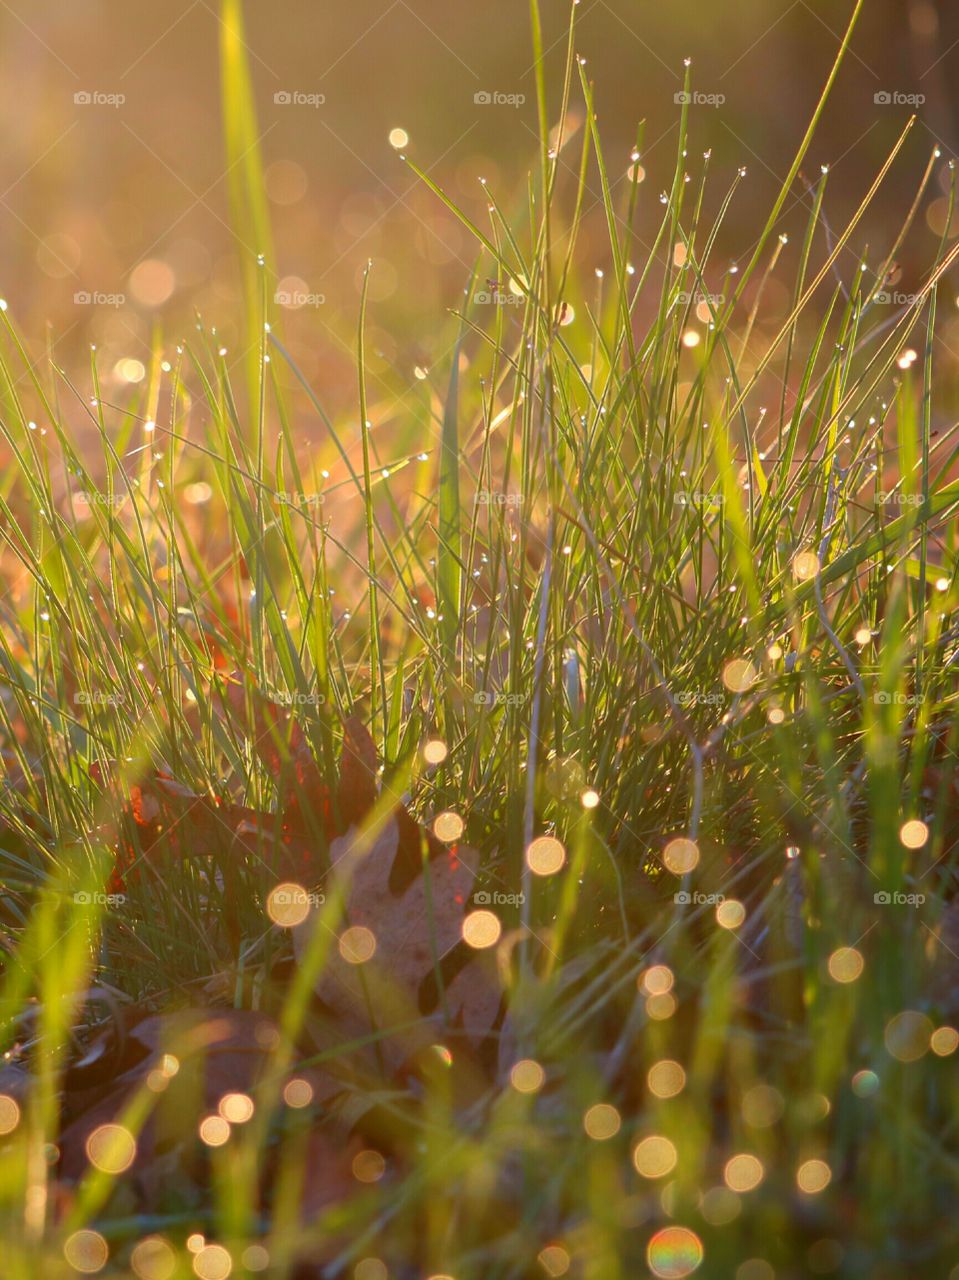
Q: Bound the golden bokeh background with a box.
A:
[0,0,955,407]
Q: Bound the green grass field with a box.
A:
[1,1,959,1276]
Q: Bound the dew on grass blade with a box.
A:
[462,910,501,949]
[218,1093,254,1124]
[641,964,674,995]
[352,1149,386,1182]
[64,1230,109,1274]
[433,811,464,842]
[339,926,377,964]
[741,1084,784,1127]
[792,550,820,581]
[632,1135,677,1178]
[267,882,312,928]
[796,1159,831,1193]
[722,659,757,693]
[884,1010,933,1061]
[537,1245,570,1276]
[355,1261,387,1280]
[827,947,864,984]
[198,1115,230,1147]
[283,1078,313,1108]
[647,1060,685,1098]
[851,1070,879,1097]
[526,835,566,876]
[85,1123,136,1174]
[736,1260,774,1280]
[0,1094,20,1134]
[423,738,448,765]
[131,1236,176,1280]
[193,1244,232,1280]
[899,819,928,849]
[701,1186,740,1224]
[583,1103,621,1139]
[724,1154,764,1192]
[646,1225,703,1278]
[510,1059,545,1093]
[663,837,699,874]
[931,1026,959,1056]
[716,899,746,929]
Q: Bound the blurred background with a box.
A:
[1,0,957,405]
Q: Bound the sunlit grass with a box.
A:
[0,0,958,1276]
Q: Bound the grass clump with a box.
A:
[0,1,958,1276]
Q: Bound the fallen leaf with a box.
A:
[295,819,502,1071]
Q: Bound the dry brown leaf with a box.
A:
[294,819,502,1070]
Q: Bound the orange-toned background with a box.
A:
[0,0,956,406]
